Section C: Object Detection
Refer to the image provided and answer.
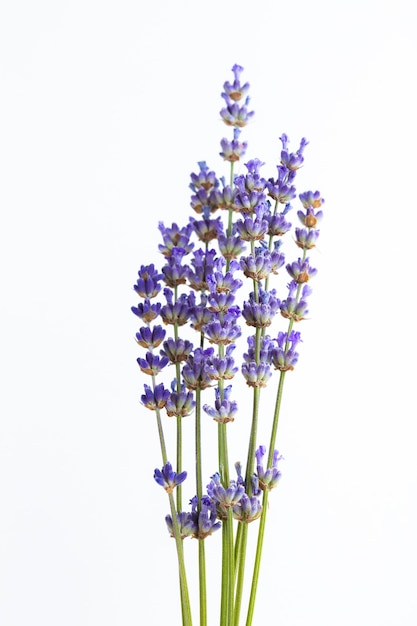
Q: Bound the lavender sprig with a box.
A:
[131,63,324,626]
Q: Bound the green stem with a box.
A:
[152,375,168,464]
[220,511,235,626]
[168,491,193,626]
[244,385,260,488]
[245,490,269,626]
[267,372,286,465]
[220,520,229,625]
[245,372,286,625]
[233,522,248,626]
[195,388,207,626]
[198,540,207,626]
[234,522,242,575]
[234,316,261,624]
[227,508,235,626]
[176,413,183,510]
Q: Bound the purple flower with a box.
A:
[135,325,166,349]
[189,161,218,192]
[299,190,325,209]
[133,264,164,299]
[207,473,245,519]
[280,134,309,171]
[266,212,292,237]
[187,248,217,292]
[204,311,242,346]
[243,334,275,364]
[211,183,238,212]
[242,289,280,328]
[161,248,189,288]
[207,290,237,314]
[141,383,170,410]
[154,462,187,493]
[232,493,262,523]
[182,347,214,390]
[188,292,214,332]
[190,495,222,539]
[220,128,248,162]
[286,257,317,283]
[241,245,285,281]
[235,207,269,241]
[205,345,238,380]
[137,351,169,376]
[297,206,323,229]
[131,299,161,323]
[158,222,194,256]
[190,187,213,215]
[165,385,196,417]
[255,445,283,491]
[241,361,272,388]
[160,288,192,326]
[160,337,194,363]
[280,282,312,322]
[234,188,267,214]
[203,385,238,423]
[271,330,302,371]
[295,227,320,250]
[218,233,247,260]
[266,165,297,204]
[165,511,196,539]
[242,159,267,191]
[190,215,222,244]
[220,95,254,128]
[222,64,250,102]
[206,259,243,294]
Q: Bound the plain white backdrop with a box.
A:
[1,1,416,624]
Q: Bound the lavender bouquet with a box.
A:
[132,65,324,626]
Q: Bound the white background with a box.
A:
[1,1,416,624]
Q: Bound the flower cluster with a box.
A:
[131,64,324,626]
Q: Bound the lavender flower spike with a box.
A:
[286,257,317,283]
[207,473,245,520]
[232,493,262,523]
[154,462,187,493]
[141,383,170,411]
[255,445,283,490]
[165,512,196,539]
[271,330,302,372]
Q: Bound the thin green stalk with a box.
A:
[220,512,235,626]
[220,520,229,625]
[233,523,248,626]
[232,387,260,625]
[245,371,287,626]
[267,372,286,465]
[245,490,269,626]
[227,508,235,626]
[233,314,261,625]
[244,385,261,489]
[168,491,193,626]
[195,388,207,626]
[198,540,207,626]
[234,522,242,575]
[152,376,168,465]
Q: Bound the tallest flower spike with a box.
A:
[223,64,250,102]
[220,65,254,128]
